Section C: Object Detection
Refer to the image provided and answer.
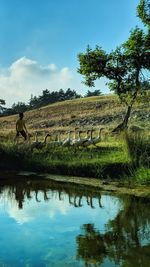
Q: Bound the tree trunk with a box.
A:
[112,105,132,133]
[112,68,140,133]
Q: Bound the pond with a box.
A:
[0,172,150,267]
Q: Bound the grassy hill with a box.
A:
[0,94,150,183]
[0,94,150,140]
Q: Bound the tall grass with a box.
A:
[125,131,150,167]
[125,131,150,184]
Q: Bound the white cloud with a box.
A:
[0,57,74,107]
[0,57,110,107]
[3,191,71,224]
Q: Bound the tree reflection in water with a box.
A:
[76,197,150,267]
[0,174,103,210]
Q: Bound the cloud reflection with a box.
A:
[5,192,71,224]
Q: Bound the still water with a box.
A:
[0,173,150,267]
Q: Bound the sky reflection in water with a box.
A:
[0,175,150,267]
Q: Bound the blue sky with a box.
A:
[0,0,142,106]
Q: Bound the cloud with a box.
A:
[5,191,71,224]
[0,56,110,107]
[0,57,74,107]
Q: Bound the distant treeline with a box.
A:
[0,88,102,116]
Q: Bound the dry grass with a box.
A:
[0,94,149,142]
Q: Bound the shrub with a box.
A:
[125,131,150,167]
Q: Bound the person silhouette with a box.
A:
[15,112,28,142]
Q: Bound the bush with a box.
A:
[125,131,150,167]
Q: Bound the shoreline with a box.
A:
[45,173,150,198]
[1,170,150,198]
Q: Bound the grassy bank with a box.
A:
[0,132,149,184]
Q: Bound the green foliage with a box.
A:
[137,0,150,26]
[123,27,148,68]
[125,131,150,167]
[141,80,150,90]
[78,23,149,130]
[30,88,81,108]
[78,45,108,87]
[78,28,149,101]
[132,167,150,184]
[11,102,28,113]
[85,89,102,97]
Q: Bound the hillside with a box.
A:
[0,94,150,138]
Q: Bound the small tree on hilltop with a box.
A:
[78,4,150,132]
[85,89,102,97]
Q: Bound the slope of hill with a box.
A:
[0,94,149,138]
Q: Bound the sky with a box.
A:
[0,0,142,107]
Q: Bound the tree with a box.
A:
[38,89,51,106]
[64,88,81,100]
[58,89,65,101]
[29,95,39,109]
[137,0,150,26]
[11,102,28,114]
[78,27,150,131]
[85,89,102,97]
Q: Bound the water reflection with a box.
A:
[0,173,150,267]
[77,197,150,267]
[0,174,103,210]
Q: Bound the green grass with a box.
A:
[0,131,149,184]
[125,131,150,167]
[0,135,131,179]
[132,168,150,184]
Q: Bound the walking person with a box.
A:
[15,112,28,143]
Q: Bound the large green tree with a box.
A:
[78,2,150,132]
